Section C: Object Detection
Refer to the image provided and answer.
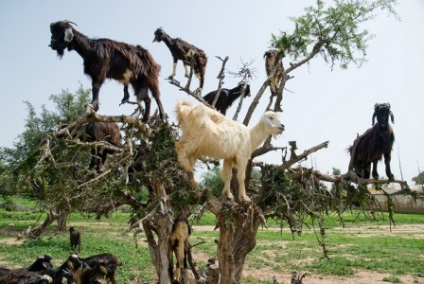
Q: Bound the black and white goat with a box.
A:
[348,103,395,180]
[203,83,251,115]
[49,20,165,122]
[153,27,208,93]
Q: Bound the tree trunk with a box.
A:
[21,210,59,239]
[143,177,174,284]
[208,199,263,284]
[57,211,68,231]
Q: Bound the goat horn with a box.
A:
[372,112,377,126]
[390,111,395,124]
[63,20,78,26]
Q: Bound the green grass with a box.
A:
[0,205,423,283]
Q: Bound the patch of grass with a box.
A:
[383,275,401,283]
[0,206,423,283]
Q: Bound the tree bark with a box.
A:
[208,199,263,283]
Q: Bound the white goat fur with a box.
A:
[176,100,284,202]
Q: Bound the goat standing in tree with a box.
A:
[203,83,251,115]
[348,103,395,180]
[153,27,207,93]
[49,20,165,122]
[264,49,285,93]
[168,218,191,283]
[176,100,284,203]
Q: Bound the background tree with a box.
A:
[412,170,424,185]
[0,86,91,232]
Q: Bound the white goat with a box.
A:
[176,100,284,202]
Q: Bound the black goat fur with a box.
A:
[203,84,251,115]
[348,103,395,180]
[49,20,165,122]
[69,226,81,252]
[79,253,122,284]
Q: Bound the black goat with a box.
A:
[153,27,208,93]
[73,262,108,284]
[79,253,122,284]
[168,218,191,283]
[203,83,251,115]
[0,269,52,284]
[348,103,395,180]
[0,254,53,276]
[27,255,53,272]
[49,20,165,122]
[69,226,82,252]
[42,253,83,284]
[264,49,285,93]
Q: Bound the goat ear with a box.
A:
[64,27,74,43]
[390,111,395,124]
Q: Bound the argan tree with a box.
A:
[0,1,408,283]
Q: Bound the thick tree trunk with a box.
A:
[57,211,68,231]
[143,177,174,284]
[208,199,263,284]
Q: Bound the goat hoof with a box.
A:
[221,193,234,201]
[239,195,251,203]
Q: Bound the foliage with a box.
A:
[271,0,398,69]
[412,170,424,185]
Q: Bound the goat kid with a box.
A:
[168,218,191,283]
[348,103,395,180]
[153,27,208,93]
[203,83,251,115]
[176,100,284,202]
[69,226,82,252]
[50,20,165,122]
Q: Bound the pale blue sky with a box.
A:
[0,0,423,183]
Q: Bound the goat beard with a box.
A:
[57,49,65,57]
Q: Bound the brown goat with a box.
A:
[49,20,165,122]
[81,122,121,172]
[348,103,395,180]
[168,218,191,283]
[153,27,208,93]
[264,49,285,93]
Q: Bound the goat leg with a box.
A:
[120,85,130,105]
[384,153,394,181]
[371,161,379,180]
